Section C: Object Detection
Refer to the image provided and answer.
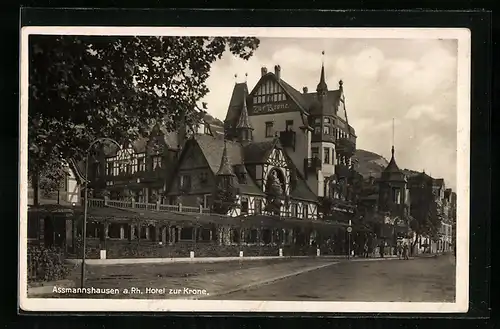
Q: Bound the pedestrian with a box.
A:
[363,243,369,258]
[403,243,409,260]
[380,242,385,258]
[397,242,402,259]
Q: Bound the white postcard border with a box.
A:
[19,26,471,313]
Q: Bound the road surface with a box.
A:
[214,255,456,302]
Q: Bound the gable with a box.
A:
[248,75,301,116]
[265,147,288,168]
[178,142,210,170]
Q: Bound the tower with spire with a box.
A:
[316,51,328,99]
[235,78,254,144]
[378,119,408,216]
[215,140,237,189]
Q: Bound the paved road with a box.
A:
[214,255,456,302]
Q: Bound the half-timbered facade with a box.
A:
[165,134,319,220]
[84,113,224,203]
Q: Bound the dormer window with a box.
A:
[152,156,162,170]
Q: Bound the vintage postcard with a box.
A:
[19,26,470,313]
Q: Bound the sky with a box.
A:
[202,37,459,191]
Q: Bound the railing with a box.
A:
[88,198,210,214]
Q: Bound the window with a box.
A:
[323,126,330,135]
[106,162,113,176]
[254,199,262,214]
[130,158,138,174]
[108,224,122,239]
[324,118,331,124]
[291,204,298,217]
[246,229,258,243]
[152,156,162,170]
[311,147,319,159]
[138,158,145,171]
[180,227,194,240]
[241,198,249,214]
[232,229,240,243]
[392,188,401,204]
[199,172,208,185]
[303,204,308,219]
[314,126,321,134]
[323,148,330,164]
[314,118,321,124]
[200,228,211,241]
[285,120,294,131]
[180,175,191,191]
[265,122,274,137]
[237,171,247,184]
[262,229,272,244]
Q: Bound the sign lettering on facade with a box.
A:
[252,102,290,114]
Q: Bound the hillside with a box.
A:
[352,149,389,178]
[353,149,423,179]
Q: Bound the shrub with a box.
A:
[27,245,70,283]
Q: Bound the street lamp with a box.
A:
[347,219,352,260]
[81,137,121,288]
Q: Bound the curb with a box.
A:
[188,261,340,300]
[66,255,353,266]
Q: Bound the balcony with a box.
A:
[335,137,356,157]
[304,157,322,175]
[335,164,350,178]
[279,130,296,149]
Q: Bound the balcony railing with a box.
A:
[279,130,296,149]
[87,198,212,214]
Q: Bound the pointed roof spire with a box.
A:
[236,93,253,130]
[391,118,395,159]
[216,140,235,176]
[316,51,328,94]
[383,119,404,180]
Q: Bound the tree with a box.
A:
[211,187,239,215]
[409,183,441,253]
[28,35,260,204]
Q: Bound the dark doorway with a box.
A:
[44,216,66,249]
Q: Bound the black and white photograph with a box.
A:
[19,27,470,313]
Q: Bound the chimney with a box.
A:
[302,87,308,94]
[274,65,281,80]
[261,67,268,76]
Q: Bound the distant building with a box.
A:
[28,160,82,207]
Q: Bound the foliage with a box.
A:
[409,180,441,248]
[211,187,239,215]
[29,35,260,199]
[27,245,70,283]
